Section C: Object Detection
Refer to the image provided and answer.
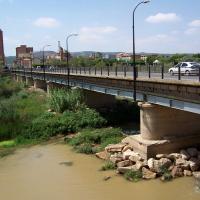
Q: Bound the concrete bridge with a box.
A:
[12,68,200,158]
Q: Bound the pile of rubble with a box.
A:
[96,143,200,181]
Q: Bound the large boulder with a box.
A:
[184,170,192,177]
[117,160,131,168]
[129,154,143,163]
[123,149,138,160]
[95,151,110,160]
[148,158,172,173]
[171,166,184,178]
[175,158,188,166]
[189,157,200,172]
[187,148,198,157]
[142,167,157,179]
[180,149,191,160]
[117,165,138,174]
[105,143,126,153]
[110,154,123,164]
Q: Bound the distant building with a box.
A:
[116,53,132,62]
[16,45,33,67]
[89,52,103,59]
[0,29,5,65]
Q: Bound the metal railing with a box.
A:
[11,64,200,82]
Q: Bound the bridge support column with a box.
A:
[83,90,116,108]
[123,102,200,159]
[34,79,47,91]
[26,77,34,86]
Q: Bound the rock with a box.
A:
[193,172,200,179]
[148,158,172,173]
[187,148,198,157]
[110,155,123,164]
[103,176,111,181]
[105,143,126,153]
[95,151,110,160]
[135,161,147,170]
[142,167,157,179]
[129,154,143,163]
[189,157,200,172]
[175,158,188,166]
[180,149,191,160]
[156,154,167,159]
[168,153,182,160]
[123,149,138,160]
[122,145,133,153]
[171,166,184,178]
[117,160,131,168]
[184,170,192,176]
[159,158,172,169]
[48,109,53,112]
[117,165,137,174]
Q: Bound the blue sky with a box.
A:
[1,0,200,56]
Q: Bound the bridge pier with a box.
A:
[123,102,200,159]
[83,90,116,108]
[26,77,34,86]
[34,79,47,91]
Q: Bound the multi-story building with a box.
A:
[0,29,5,65]
[16,45,33,67]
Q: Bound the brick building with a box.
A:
[16,45,33,67]
[0,29,5,65]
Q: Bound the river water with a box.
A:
[0,143,199,200]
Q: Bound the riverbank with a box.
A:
[0,142,199,200]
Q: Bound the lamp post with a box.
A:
[132,0,150,101]
[42,44,51,81]
[66,34,78,87]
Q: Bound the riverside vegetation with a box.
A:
[0,75,128,160]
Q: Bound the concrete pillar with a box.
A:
[26,77,34,86]
[84,90,116,108]
[34,79,47,91]
[139,102,200,140]
[123,102,200,159]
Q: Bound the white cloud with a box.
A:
[146,13,180,23]
[79,26,117,43]
[34,17,60,28]
[189,19,200,27]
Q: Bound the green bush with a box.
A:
[0,97,19,123]
[101,161,116,171]
[75,143,94,154]
[48,88,84,113]
[67,128,124,153]
[124,170,143,182]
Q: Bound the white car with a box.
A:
[168,62,200,76]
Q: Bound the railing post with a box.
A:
[95,67,97,75]
[89,67,91,75]
[199,67,200,82]
[101,67,102,76]
[124,66,127,77]
[178,65,181,80]
[148,64,151,78]
[161,64,164,79]
[115,66,118,76]
[80,67,81,74]
[107,65,110,76]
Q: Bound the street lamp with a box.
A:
[42,44,51,81]
[132,0,150,101]
[66,33,78,87]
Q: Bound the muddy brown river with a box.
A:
[0,143,199,200]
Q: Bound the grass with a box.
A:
[48,88,84,113]
[124,170,143,182]
[67,128,124,154]
[101,161,116,171]
[0,140,16,148]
